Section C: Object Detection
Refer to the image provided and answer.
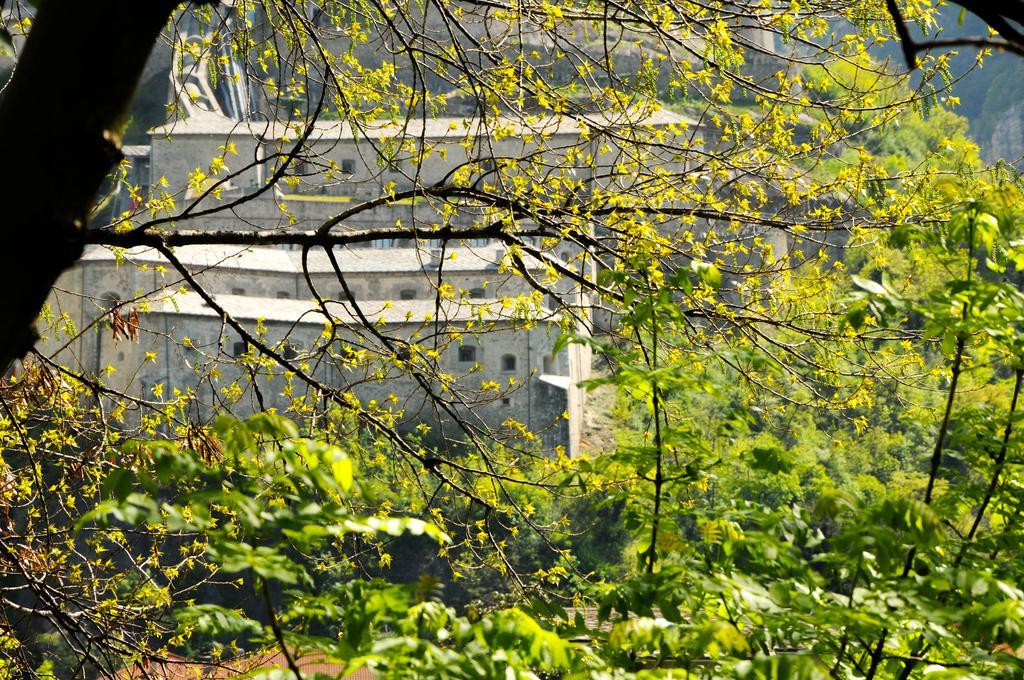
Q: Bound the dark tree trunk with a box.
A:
[0,0,185,370]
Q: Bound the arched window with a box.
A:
[501,354,517,371]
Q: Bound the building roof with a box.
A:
[81,244,297,272]
[80,243,532,275]
[294,244,512,273]
[143,290,547,326]
[151,108,692,141]
[118,648,371,679]
[538,374,572,390]
[121,145,152,157]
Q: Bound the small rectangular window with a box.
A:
[276,291,291,299]
[341,158,355,174]
[231,287,245,295]
[399,289,417,300]
[232,341,247,357]
[458,346,477,363]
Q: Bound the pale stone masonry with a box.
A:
[37,8,800,456]
[50,241,590,456]
[44,26,695,455]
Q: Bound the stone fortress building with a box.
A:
[42,11,686,458]
[59,242,590,455]
[42,5,785,456]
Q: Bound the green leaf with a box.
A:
[747,445,795,474]
[208,541,307,585]
[941,331,957,356]
[735,653,828,679]
[691,260,722,288]
[330,453,354,492]
[851,275,887,296]
[845,303,868,330]
[102,467,133,502]
[173,604,263,638]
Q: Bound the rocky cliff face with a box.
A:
[946,42,1024,163]
[863,12,1024,164]
[984,100,1024,163]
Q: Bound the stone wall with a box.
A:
[46,250,588,455]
